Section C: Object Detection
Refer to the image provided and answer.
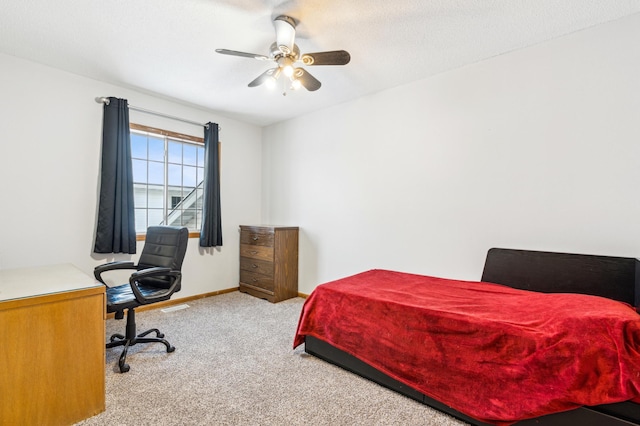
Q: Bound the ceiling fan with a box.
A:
[216,15,350,93]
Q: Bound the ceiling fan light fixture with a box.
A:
[265,67,281,89]
[291,78,302,90]
[277,56,295,77]
[265,77,277,90]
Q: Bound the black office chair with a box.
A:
[94,226,189,373]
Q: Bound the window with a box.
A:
[171,196,183,209]
[130,124,205,234]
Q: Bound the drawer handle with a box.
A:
[252,264,258,268]
[252,278,258,282]
[250,251,258,255]
[252,236,259,241]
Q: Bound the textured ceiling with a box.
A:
[1,1,640,126]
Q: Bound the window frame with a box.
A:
[130,123,205,240]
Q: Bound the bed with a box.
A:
[294,248,640,425]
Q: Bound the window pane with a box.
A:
[148,208,164,226]
[132,159,147,183]
[196,167,204,186]
[135,208,147,233]
[197,146,205,167]
[181,189,195,210]
[168,164,181,186]
[183,144,197,166]
[133,184,148,208]
[168,141,182,164]
[147,185,164,208]
[195,210,202,230]
[148,161,164,185]
[196,188,203,209]
[131,133,147,159]
[183,209,197,227]
[148,137,164,161]
[183,165,197,187]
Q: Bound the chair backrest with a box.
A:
[137,226,189,289]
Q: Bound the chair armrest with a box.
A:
[129,267,181,305]
[94,261,136,284]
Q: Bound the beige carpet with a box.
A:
[77,291,469,425]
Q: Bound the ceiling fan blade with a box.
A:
[248,68,280,87]
[301,50,351,66]
[274,15,296,54]
[293,68,321,91]
[215,49,269,61]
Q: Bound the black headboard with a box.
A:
[481,248,640,311]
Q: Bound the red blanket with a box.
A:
[294,270,640,425]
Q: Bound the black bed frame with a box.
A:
[304,248,640,426]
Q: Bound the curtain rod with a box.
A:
[95,97,219,131]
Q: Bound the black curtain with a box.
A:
[94,97,137,254]
[200,122,223,247]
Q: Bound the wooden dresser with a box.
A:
[239,225,299,302]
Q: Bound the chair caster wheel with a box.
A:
[167,345,175,353]
[157,333,165,338]
[119,363,130,373]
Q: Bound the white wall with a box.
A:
[262,14,640,294]
[0,53,263,297]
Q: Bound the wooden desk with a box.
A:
[0,264,105,425]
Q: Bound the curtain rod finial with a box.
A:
[95,96,110,105]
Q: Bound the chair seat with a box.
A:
[106,283,172,312]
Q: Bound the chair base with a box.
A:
[106,307,175,373]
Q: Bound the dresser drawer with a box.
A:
[240,257,274,277]
[240,244,273,262]
[240,229,274,247]
[240,270,275,293]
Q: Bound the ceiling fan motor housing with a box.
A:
[269,42,299,61]
[274,15,297,55]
